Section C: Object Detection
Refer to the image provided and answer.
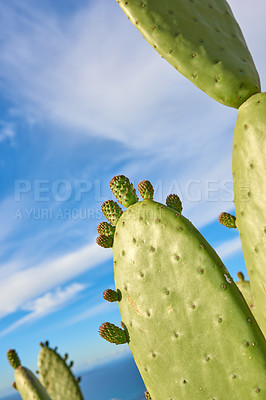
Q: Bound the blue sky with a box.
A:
[0,0,265,397]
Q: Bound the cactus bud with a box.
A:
[237,271,245,281]
[145,391,152,400]
[101,200,123,226]
[138,180,154,200]
[166,194,183,213]
[103,289,119,302]
[7,349,21,370]
[99,322,128,345]
[97,221,115,237]
[96,235,113,248]
[110,175,138,208]
[218,212,236,228]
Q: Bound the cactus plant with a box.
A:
[114,0,266,338]
[232,92,266,335]
[115,0,260,108]
[7,349,52,400]
[7,342,84,400]
[97,177,266,399]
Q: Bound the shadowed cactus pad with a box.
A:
[116,0,260,108]
[218,212,236,228]
[98,176,266,400]
[38,342,84,400]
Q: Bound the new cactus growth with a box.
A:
[99,322,128,345]
[166,193,183,213]
[98,176,266,400]
[97,221,116,237]
[138,180,154,200]
[218,212,236,228]
[110,175,138,207]
[101,200,123,225]
[103,288,120,302]
[96,234,113,248]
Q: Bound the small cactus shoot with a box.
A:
[110,175,138,207]
[166,193,183,213]
[138,180,154,200]
[101,200,123,226]
[218,212,237,228]
[99,322,128,345]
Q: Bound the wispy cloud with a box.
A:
[0,242,111,318]
[0,121,15,143]
[215,237,242,260]
[0,283,86,338]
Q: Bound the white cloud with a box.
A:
[215,237,242,260]
[0,283,86,338]
[0,121,15,143]
[0,242,112,318]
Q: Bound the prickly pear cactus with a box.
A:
[232,92,266,337]
[7,349,52,400]
[98,176,266,400]
[236,272,256,316]
[115,0,260,108]
[38,341,84,400]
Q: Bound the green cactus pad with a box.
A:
[138,180,154,200]
[116,0,260,108]
[96,234,113,248]
[97,221,115,237]
[236,272,256,317]
[233,92,266,337]
[103,288,120,302]
[7,349,21,370]
[7,349,51,400]
[110,175,138,207]
[166,193,183,213]
[38,342,84,400]
[101,200,123,226]
[218,212,236,228]
[14,367,52,400]
[99,322,128,345]
[112,194,266,399]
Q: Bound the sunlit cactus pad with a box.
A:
[98,176,266,400]
[116,0,260,108]
[38,342,84,400]
[232,92,266,336]
[7,349,51,400]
